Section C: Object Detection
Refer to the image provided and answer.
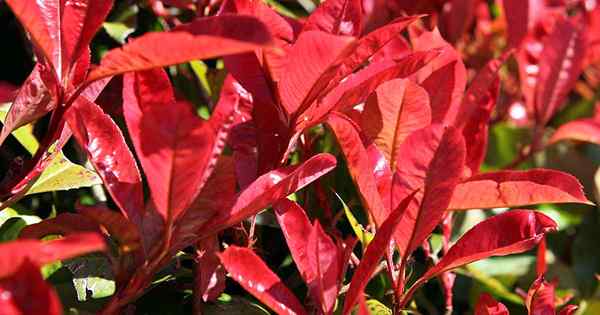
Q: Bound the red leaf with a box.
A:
[454,50,512,129]
[461,78,499,175]
[0,259,62,315]
[278,31,355,117]
[422,61,466,125]
[303,0,363,36]
[392,125,466,259]
[535,18,586,125]
[0,233,106,278]
[123,68,235,223]
[304,50,439,131]
[172,156,237,250]
[199,153,337,238]
[0,64,56,146]
[274,199,314,284]
[342,192,416,315]
[439,0,477,43]
[62,0,114,73]
[87,15,274,82]
[411,29,466,125]
[420,210,557,281]
[501,0,529,48]
[475,293,509,315]
[327,15,421,87]
[65,97,145,225]
[77,204,143,253]
[219,246,307,315]
[549,118,600,145]
[5,0,62,78]
[194,237,225,303]
[0,82,17,103]
[526,276,556,315]
[558,305,578,315]
[306,221,342,314]
[326,112,388,227]
[20,213,101,239]
[449,169,592,210]
[360,78,431,170]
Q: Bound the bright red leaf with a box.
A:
[360,78,431,170]
[219,246,307,315]
[420,210,557,281]
[87,15,274,82]
[0,259,62,315]
[65,96,145,225]
[392,124,466,259]
[449,169,591,210]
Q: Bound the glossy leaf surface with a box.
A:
[220,246,307,315]
[449,169,591,210]
[88,15,274,81]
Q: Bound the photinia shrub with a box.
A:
[0,0,599,314]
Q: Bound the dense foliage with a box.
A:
[0,0,599,314]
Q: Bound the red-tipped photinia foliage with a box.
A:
[0,0,599,314]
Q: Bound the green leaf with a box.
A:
[0,208,41,242]
[337,192,373,246]
[26,153,102,195]
[204,296,270,315]
[190,60,213,97]
[66,255,115,301]
[0,104,101,194]
[103,22,136,44]
[351,299,392,315]
[0,103,39,154]
[458,265,523,304]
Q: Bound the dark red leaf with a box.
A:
[526,276,556,315]
[475,293,509,315]
[303,0,363,36]
[342,192,416,315]
[0,64,56,147]
[65,96,145,225]
[558,305,578,315]
[77,204,143,254]
[461,78,498,175]
[501,0,529,48]
[535,18,586,125]
[20,213,100,239]
[439,0,477,43]
[360,78,431,170]
[87,15,274,82]
[449,169,592,210]
[454,50,512,129]
[194,237,225,303]
[219,246,307,315]
[0,259,62,315]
